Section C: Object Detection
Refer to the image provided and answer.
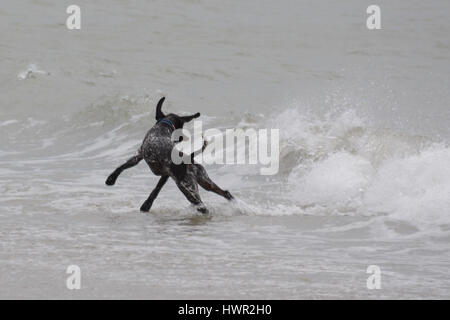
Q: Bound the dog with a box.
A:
[105,97,233,213]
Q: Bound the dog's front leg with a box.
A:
[140,175,169,212]
[105,154,143,186]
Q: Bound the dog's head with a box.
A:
[155,97,200,129]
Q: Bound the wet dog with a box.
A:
[105,97,233,213]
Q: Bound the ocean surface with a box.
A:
[1,0,449,299]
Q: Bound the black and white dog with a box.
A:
[105,97,233,213]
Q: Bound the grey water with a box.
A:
[0,0,449,299]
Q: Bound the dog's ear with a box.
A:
[180,112,200,123]
[155,97,166,121]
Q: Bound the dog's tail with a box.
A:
[190,136,208,163]
[155,97,166,121]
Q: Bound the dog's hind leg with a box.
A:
[193,164,234,200]
[175,178,208,214]
[140,175,169,212]
[105,153,143,186]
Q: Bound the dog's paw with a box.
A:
[105,175,116,186]
[224,191,234,200]
[140,202,150,212]
[196,206,209,215]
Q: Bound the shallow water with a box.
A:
[1,0,449,299]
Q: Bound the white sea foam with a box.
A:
[0,119,19,127]
[17,64,50,80]
[265,107,450,229]
[363,145,450,227]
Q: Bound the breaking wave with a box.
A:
[270,107,450,230]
